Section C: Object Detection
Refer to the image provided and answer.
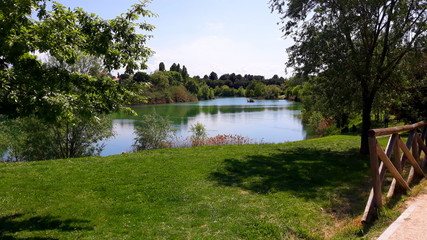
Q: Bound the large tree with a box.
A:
[159,62,166,71]
[270,0,427,153]
[0,0,155,121]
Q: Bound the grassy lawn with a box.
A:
[0,135,411,239]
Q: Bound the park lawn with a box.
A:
[1,135,382,239]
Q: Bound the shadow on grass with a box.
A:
[0,213,93,240]
[210,147,371,218]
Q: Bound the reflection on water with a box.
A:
[102,98,306,156]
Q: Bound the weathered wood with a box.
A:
[406,134,421,184]
[376,144,411,191]
[388,133,414,198]
[416,134,427,156]
[368,121,427,137]
[413,133,420,163]
[369,137,383,209]
[362,189,375,224]
[385,134,398,159]
[363,121,427,224]
[363,160,388,223]
[416,133,427,168]
[393,138,402,173]
[398,137,425,178]
[407,167,416,186]
[400,132,415,168]
[387,140,402,198]
[422,126,427,141]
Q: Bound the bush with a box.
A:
[204,134,253,146]
[168,86,197,103]
[0,115,114,162]
[133,113,176,151]
[190,122,208,146]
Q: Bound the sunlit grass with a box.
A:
[0,135,414,239]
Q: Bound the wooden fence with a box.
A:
[362,120,427,223]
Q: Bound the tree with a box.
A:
[170,63,177,72]
[162,71,185,86]
[271,0,427,154]
[254,82,266,97]
[133,113,176,151]
[133,71,150,82]
[185,78,200,94]
[198,84,214,100]
[1,115,113,161]
[181,65,189,79]
[209,71,218,80]
[159,62,166,71]
[265,85,281,99]
[149,72,170,89]
[390,50,427,122]
[1,0,156,122]
[119,73,131,81]
[219,74,230,80]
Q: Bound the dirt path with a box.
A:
[377,193,427,240]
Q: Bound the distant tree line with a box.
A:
[116,62,291,104]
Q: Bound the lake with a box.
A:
[101,97,307,156]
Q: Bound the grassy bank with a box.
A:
[0,135,407,239]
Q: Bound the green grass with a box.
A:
[0,135,406,239]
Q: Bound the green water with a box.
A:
[102,97,307,156]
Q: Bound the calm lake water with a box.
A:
[101,97,307,156]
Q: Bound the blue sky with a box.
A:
[57,0,292,78]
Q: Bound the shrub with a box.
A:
[168,86,197,103]
[0,115,113,162]
[204,134,253,146]
[190,122,208,146]
[133,113,176,151]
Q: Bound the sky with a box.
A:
[56,0,293,78]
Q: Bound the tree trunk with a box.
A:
[360,93,374,155]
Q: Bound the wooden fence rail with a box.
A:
[362,120,427,223]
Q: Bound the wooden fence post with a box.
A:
[369,135,382,209]
[362,121,427,223]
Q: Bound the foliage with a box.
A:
[264,85,281,99]
[119,78,148,104]
[270,0,427,153]
[133,113,176,151]
[246,81,266,98]
[301,74,359,129]
[198,84,215,100]
[181,65,189,79]
[214,85,236,97]
[184,78,200,94]
[209,71,218,80]
[0,0,155,121]
[204,134,253,146]
[159,62,166,72]
[233,87,244,97]
[390,50,427,122]
[149,71,170,89]
[137,62,287,101]
[0,115,113,161]
[190,122,208,146]
[133,71,150,82]
[168,86,197,103]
